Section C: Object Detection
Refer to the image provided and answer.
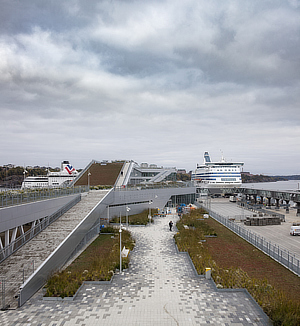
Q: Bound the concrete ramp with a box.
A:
[0,190,109,309]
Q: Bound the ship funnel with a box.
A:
[204,152,211,163]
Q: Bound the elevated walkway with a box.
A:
[114,161,134,187]
[0,190,109,309]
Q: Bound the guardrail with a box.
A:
[0,195,81,263]
[198,203,300,277]
[0,186,88,208]
[114,182,194,191]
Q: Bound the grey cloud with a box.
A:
[0,0,299,174]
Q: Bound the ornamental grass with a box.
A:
[175,208,300,326]
[110,209,158,225]
[44,228,135,298]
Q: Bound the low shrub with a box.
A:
[100,226,116,233]
[110,209,157,225]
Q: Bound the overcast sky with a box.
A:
[0,0,299,175]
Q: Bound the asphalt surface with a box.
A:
[208,198,300,257]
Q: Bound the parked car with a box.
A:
[290,225,300,236]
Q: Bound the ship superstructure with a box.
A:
[192,152,244,188]
[21,161,78,189]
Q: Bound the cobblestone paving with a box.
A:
[0,210,269,325]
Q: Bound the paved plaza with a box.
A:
[0,210,269,325]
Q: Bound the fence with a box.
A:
[199,204,300,277]
[0,194,81,263]
[114,181,195,192]
[0,186,88,208]
[67,223,103,267]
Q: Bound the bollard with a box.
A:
[205,267,211,279]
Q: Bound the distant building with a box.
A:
[3,164,15,169]
[177,169,187,174]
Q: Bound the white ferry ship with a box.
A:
[21,161,78,189]
[192,152,244,188]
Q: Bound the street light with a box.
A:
[148,200,153,222]
[23,168,28,189]
[126,206,131,228]
[107,205,110,223]
[88,171,91,191]
[119,212,122,273]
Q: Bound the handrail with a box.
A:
[114,182,194,191]
[0,186,87,208]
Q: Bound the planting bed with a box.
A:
[110,209,158,225]
[44,228,135,298]
[204,218,300,302]
[175,208,300,326]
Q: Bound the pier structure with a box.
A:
[202,187,300,216]
[234,188,300,216]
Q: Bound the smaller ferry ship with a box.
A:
[21,161,78,189]
[192,152,244,189]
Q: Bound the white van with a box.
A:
[290,225,300,236]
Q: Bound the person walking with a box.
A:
[169,221,173,231]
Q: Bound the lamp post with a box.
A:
[88,171,91,191]
[119,212,122,273]
[107,205,110,223]
[148,200,153,222]
[23,168,27,189]
[126,206,130,228]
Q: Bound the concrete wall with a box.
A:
[0,195,80,233]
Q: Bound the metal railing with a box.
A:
[0,195,81,263]
[198,204,300,277]
[114,181,195,191]
[0,186,88,208]
[67,223,103,265]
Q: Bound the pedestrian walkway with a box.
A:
[0,210,269,325]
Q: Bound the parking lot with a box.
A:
[207,198,300,258]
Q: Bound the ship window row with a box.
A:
[213,169,238,172]
[194,177,240,181]
[221,178,237,181]
[194,173,240,177]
